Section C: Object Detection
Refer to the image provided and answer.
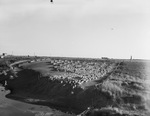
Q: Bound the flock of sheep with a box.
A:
[44,59,116,91]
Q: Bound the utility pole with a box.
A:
[130,55,132,61]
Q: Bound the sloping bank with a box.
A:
[3,69,115,115]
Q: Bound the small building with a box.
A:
[0,53,7,58]
[2,53,7,56]
[101,57,109,60]
[0,55,4,58]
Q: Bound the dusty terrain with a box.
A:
[0,56,150,116]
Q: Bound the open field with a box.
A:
[0,56,150,116]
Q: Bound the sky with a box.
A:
[0,0,150,59]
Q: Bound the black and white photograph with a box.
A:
[0,0,150,116]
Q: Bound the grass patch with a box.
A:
[98,80,123,98]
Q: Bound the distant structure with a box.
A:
[101,57,109,60]
[0,53,7,58]
[2,53,7,56]
[0,55,4,59]
[130,56,132,61]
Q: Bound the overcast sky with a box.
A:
[0,0,150,59]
